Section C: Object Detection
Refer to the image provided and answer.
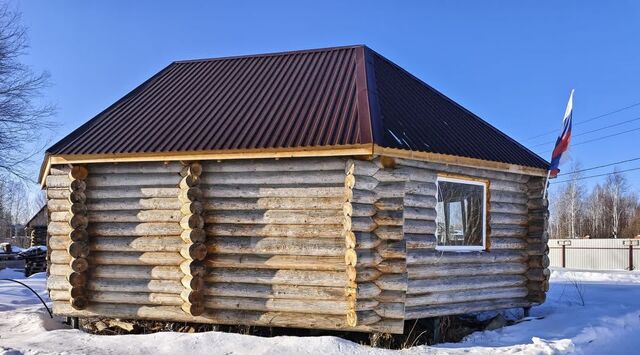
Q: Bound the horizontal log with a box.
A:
[408,262,527,279]
[45,175,71,188]
[87,173,180,187]
[50,250,183,266]
[490,237,528,250]
[404,207,436,221]
[206,223,343,238]
[202,185,345,199]
[405,234,437,249]
[50,290,183,306]
[90,162,184,174]
[348,203,376,217]
[205,254,346,271]
[373,181,403,198]
[52,303,389,333]
[347,189,377,204]
[376,290,406,303]
[205,296,370,315]
[346,216,375,232]
[50,263,184,280]
[404,181,437,196]
[392,166,437,183]
[376,241,406,259]
[372,169,408,183]
[405,297,531,319]
[376,259,406,274]
[205,282,353,300]
[407,250,528,265]
[491,213,529,226]
[50,222,183,237]
[404,194,437,209]
[51,210,182,224]
[50,165,71,175]
[86,187,180,199]
[372,211,403,226]
[84,198,182,211]
[491,190,528,205]
[354,233,382,250]
[490,225,528,238]
[407,286,528,307]
[374,226,404,241]
[356,267,382,282]
[201,171,346,186]
[53,236,185,253]
[49,275,183,293]
[204,210,343,225]
[207,236,344,256]
[201,158,348,173]
[490,202,528,215]
[490,180,526,193]
[204,197,343,211]
[408,275,527,294]
[373,198,404,211]
[404,220,436,234]
[396,159,529,183]
[89,223,182,237]
[374,273,407,291]
[205,268,348,287]
[373,302,404,319]
[354,251,383,268]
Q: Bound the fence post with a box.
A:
[623,240,639,271]
[558,240,571,268]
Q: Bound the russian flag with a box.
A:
[549,90,574,178]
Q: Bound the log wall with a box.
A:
[393,158,545,319]
[45,156,548,334]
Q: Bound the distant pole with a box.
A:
[542,170,551,200]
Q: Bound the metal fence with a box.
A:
[548,238,640,271]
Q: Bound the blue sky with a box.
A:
[13,0,640,191]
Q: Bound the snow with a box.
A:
[0,244,24,254]
[1,268,640,354]
[20,246,47,253]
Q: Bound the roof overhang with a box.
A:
[39,143,548,188]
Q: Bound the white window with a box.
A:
[435,176,487,251]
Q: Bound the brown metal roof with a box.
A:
[47,45,548,169]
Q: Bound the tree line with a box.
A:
[549,165,640,239]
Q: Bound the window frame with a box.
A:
[434,175,488,252]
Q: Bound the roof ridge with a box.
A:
[174,44,365,64]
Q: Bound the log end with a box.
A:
[70,296,89,310]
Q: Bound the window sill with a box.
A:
[435,246,485,252]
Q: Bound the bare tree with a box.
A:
[605,170,632,238]
[0,4,54,180]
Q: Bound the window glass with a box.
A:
[435,178,486,249]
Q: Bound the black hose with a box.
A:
[0,278,53,318]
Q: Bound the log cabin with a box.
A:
[39,45,550,334]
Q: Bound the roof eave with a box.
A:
[38,144,376,187]
[374,145,549,177]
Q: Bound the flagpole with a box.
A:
[542,169,551,201]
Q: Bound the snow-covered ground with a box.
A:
[1,267,639,355]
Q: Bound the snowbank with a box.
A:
[1,267,639,354]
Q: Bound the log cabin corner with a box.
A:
[40,45,550,334]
